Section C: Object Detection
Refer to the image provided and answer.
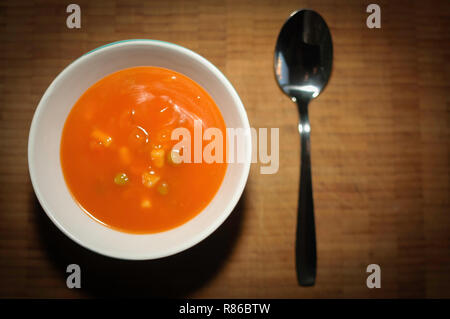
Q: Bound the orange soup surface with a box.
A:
[61,66,227,233]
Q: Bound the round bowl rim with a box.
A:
[27,39,251,260]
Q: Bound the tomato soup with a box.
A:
[60,66,227,233]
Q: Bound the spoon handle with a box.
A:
[296,100,317,286]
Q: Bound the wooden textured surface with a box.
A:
[0,0,449,298]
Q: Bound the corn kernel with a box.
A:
[91,129,113,147]
[151,149,165,168]
[142,171,160,188]
[141,199,152,208]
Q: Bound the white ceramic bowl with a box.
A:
[28,40,251,260]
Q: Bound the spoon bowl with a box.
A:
[275,9,332,100]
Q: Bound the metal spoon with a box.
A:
[274,9,333,286]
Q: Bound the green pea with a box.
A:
[114,173,129,186]
[157,182,169,195]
